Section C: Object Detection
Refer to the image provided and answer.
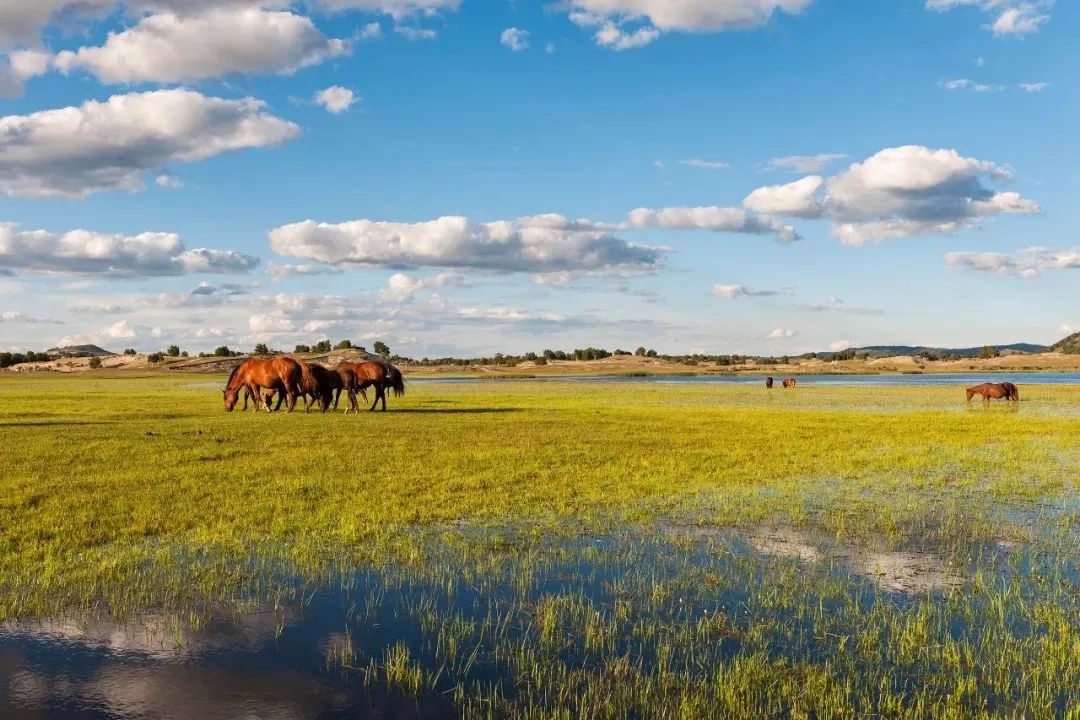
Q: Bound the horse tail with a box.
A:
[1012,385,1020,402]
[389,365,405,397]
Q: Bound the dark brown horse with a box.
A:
[966,382,1020,403]
[765,377,774,389]
[296,362,340,413]
[223,357,302,412]
[782,378,797,389]
[336,360,405,412]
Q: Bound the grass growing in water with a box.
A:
[1,374,1079,716]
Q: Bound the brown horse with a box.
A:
[782,378,797,389]
[765,377,774,389]
[336,360,405,412]
[223,357,302,412]
[295,362,343,413]
[966,382,1020,403]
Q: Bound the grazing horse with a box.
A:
[765,377,774,389]
[296,362,340,413]
[241,386,277,411]
[336,360,405,412]
[966,382,1020,403]
[223,357,302,412]
[782,378,797,389]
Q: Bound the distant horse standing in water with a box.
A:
[223,357,302,412]
[782,378,797,389]
[336,360,405,412]
[966,382,1020,403]
[765,377,774,389]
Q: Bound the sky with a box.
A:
[0,0,1076,358]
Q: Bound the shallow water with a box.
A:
[3,521,1077,718]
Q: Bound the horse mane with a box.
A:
[225,360,244,389]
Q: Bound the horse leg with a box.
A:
[369,386,382,412]
[381,385,387,411]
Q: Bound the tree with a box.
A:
[334,339,353,350]
[166,345,180,357]
[180,351,189,357]
[253,343,270,356]
[980,345,1000,359]
[123,348,137,356]
[148,352,164,363]
[645,349,658,358]
[88,356,102,369]
[214,346,232,357]
[294,344,312,353]
[312,340,332,353]
[634,347,647,357]
[373,341,390,359]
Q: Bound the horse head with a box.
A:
[223,386,238,411]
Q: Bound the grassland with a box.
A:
[2,375,1079,717]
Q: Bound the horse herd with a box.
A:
[223,356,405,413]
[765,376,1021,403]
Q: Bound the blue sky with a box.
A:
[0,0,1076,357]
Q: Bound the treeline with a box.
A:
[0,351,51,368]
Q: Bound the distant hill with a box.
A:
[45,344,116,357]
[850,343,1047,358]
[1050,332,1080,354]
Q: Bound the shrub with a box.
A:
[148,352,164,363]
[88,356,102,369]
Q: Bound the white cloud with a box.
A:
[310,0,460,17]
[830,339,853,352]
[380,272,461,301]
[0,49,50,98]
[265,262,343,277]
[767,328,796,339]
[594,23,660,50]
[768,153,846,173]
[944,247,1080,278]
[823,145,1039,245]
[314,85,357,113]
[359,22,382,38]
[0,223,259,277]
[1018,81,1049,92]
[711,284,783,299]
[0,310,62,324]
[628,206,799,244]
[991,3,1050,36]
[54,8,349,84]
[0,89,299,198]
[269,215,665,273]
[743,175,823,218]
[394,25,438,40]
[0,0,113,52]
[59,320,139,347]
[679,158,730,169]
[155,173,183,189]
[927,0,1052,37]
[500,27,530,52]
[938,78,1003,92]
[566,0,814,34]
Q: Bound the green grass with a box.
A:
[2,374,1079,717]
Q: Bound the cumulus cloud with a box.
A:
[627,206,799,244]
[54,7,349,83]
[711,284,783,299]
[821,145,1039,245]
[310,0,460,17]
[0,89,299,198]
[268,215,666,273]
[379,272,465,301]
[0,223,259,277]
[829,339,853,351]
[593,24,660,50]
[265,262,343,277]
[314,85,357,113]
[566,0,814,34]
[767,328,796,339]
[0,49,51,98]
[58,319,139,347]
[500,27,530,51]
[743,175,824,218]
[944,247,1080,278]
[155,173,183,189]
[1018,81,1050,92]
[768,153,846,173]
[0,0,113,51]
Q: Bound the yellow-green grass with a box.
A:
[1,374,1079,617]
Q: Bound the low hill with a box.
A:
[45,344,116,357]
[854,343,1046,358]
[1050,332,1080,354]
